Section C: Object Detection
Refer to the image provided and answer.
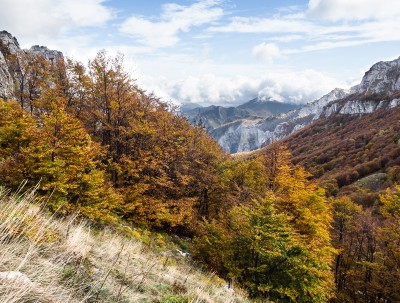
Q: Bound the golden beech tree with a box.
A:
[0,100,34,187]
[24,97,122,223]
[7,51,51,115]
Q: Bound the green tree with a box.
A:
[195,146,335,302]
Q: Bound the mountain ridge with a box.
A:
[203,56,400,153]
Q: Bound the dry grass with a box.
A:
[0,186,250,303]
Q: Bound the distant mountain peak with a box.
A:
[357,56,400,95]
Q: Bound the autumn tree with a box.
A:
[0,99,34,187]
[332,188,400,302]
[24,95,122,223]
[194,145,335,302]
[7,51,51,114]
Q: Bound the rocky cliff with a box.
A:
[0,31,19,99]
[0,30,63,100]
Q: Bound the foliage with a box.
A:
[0,100,34,187]
[194,145,335,302]
[1,50,343,300]
[331,189,400,302]
[279,108,400,193]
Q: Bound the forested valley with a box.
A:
[0,49,399,303]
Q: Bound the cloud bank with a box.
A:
[0,0,114,43]
[143,70,341,106]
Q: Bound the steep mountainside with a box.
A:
[281,105,400,191]
[0,31,18,99]
[182,105,252,131]
[237,97,299,116]
[212,57,400,153]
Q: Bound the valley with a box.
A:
[0,25,400,303]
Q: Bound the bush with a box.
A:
[159,293,189,303]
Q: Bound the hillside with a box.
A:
[0,187,249,303]
[281,104,400,194]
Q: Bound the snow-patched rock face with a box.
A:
[213,57,400,153]
[296,88,349,119]
[214,88,351,153]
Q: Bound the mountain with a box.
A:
[212,57,400,153]
[239,57,400,195]
[237,97,299,116]
[182,105,252,131]
[181,99,298,152]
[205,88,349,153]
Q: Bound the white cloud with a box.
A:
[256,70,340,104]
[308,0,400,21]
[252,43,282,63]
[119,0,224,49]
[140,68,341,106]
[0,0,114,43]
[208,16,315,34]
[269,35,303,42]
[207,0,400,56]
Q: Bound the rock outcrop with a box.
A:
[29,45,63,63]
[0,31,18,99]
[0,30,63,100]
[356,58,400,95]
[0,50,14,99]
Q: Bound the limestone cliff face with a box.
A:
[29,45,63,63]
[0,30,63,100]
[0,50,13,99]
[0,31,18,99]
[0,31,20,55]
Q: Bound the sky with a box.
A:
[1,0,400,106]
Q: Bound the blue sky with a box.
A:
[1,0,400,106]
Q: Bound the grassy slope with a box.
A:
[0,187,249,303]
